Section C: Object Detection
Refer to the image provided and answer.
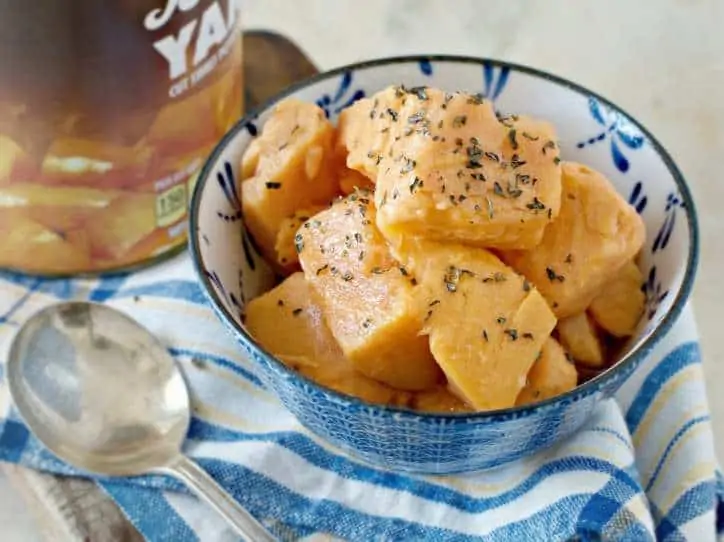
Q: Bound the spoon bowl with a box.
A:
[7,301,275,542]
[8,302,189,476]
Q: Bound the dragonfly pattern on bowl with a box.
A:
[576,97,646,173]
[316,71,366,119]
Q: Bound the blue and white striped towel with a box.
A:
[0,253,722,541]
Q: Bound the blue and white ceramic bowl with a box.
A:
[189,56,698,475]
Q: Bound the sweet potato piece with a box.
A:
[296,191,442,391]
[0,135,24,183]
[120,227,178,266]
[500,162,645,318]
[87,192,157,260]
[240,99,339,264]
[410,386,472,414]
[245,273,408,405]
[339,86,562,249]
[336,86,406,181]
[39,138,153,190]
[42,138,151,171]
[274,206,326,274]
[392,236,557,410]
[516,338,578,406]
[0,212,90,273]
[556,312,605,368]
[0,183,120,231]
[588,260,645,337]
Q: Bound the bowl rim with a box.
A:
[189,54,699,422]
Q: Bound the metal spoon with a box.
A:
[6,301,276,542]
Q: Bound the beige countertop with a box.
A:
[2,1,722,539]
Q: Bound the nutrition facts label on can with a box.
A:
[156,183,187,228]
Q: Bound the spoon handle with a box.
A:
[158,455,277,542]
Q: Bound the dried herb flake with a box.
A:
[294,234,304,253]
[545,266,566,282]
[453,115,468,128]
[508,129,519,150]
[409,176,423,194]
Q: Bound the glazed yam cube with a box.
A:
[335,86,408,181]
[240,99,339,265]
[246,273,342,363]
[87,192,157,260]
[0,211,91,273]
[0,135,24,183]
[245,273,406,405]
[588,260,645,337]
[360,86,562,249]
[0,183,119,231]
[296,191,442,391]
[410,386,472,414]
[516,338,578,406]
[557,312,605,368]
[500,162,645,318]
[42,137,152,178]
[275,206,327,274]
[395,237,557,410]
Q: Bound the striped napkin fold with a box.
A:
[0,254,721,542]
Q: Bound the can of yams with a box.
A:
[0,0,244,275]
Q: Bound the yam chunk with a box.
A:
[0,183,119,231]
[336,86,406,181]
[245,273,407,405]
[296,191,442,391]
[340,86,563,249]
[557,312,605,368]
[0,212,90,273]
[392,236,557,410]
[240,99,339,264]
[588,260,645,337]
[516,338,578,406]
[274,206,326,274]
[500,162,645,318]
[42,137,151,175]
[87,192,157,260]
[0,135,24,183]
[410,386,473,414]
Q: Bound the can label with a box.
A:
[0,0,244,274]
